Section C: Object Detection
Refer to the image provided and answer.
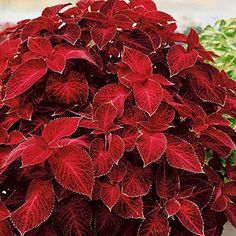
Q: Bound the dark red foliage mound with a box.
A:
[0,0,236,235]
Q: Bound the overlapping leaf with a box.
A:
[11,180,54,235]
[49,145,94,197]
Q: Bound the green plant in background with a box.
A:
[200,18,236,81]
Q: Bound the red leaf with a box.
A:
[122,163,153,197]
[143,10,175,24]
[156,161,180,199]
[207,113,231,126]
[108,134,124,164]
[139,103,175,132]
[0,219,13,236]
[53,195,93,236]
[122,47,152,76]
[223,181,236,197]
[49,145,94,197]
[200,135,232,158]
[189,65,226,105]
[113,194,144,219]
[225,202,236,228]
[0,147,11,174]
[59,24,81,45]
[119,105,147,126]
[54,182,72,202]
[133,80,163,115]
[11,179,54,235]
[46,71,89,106]
[60,45,97,63]
[0,38,21,58]
[45,54,66,73]
[5,59,48,99]
[203,128,235,151]
[187,28,200,47]
[93,83,130,117]
[95,103,117,134]
[219,70,236,90]
[92,179,103,201]
[28,37,53,57]
[46,45,97,73]
[0,113,19,130]
[167,45,198,76]
[0,38,21,73]
[176,200,204,236]
[137,130,167,166]
[138,207,170,236]
[0,127,8,144]
[108,160,127,183]
[95,204,122,236]
[7,131,26,145]
[100,0,117,16]
[120,126,140,151]
[0,201,10,221]
[21,136,53,167]
[130,0,157,11]
[151,74,173,86]
[16,102,33,121]
[201,208,218,236]
[119,71,144,88]
[79,118,98,129]
[165,135,203,173]
[0,56,7,74]
[83,11,106,22]
[42,3,71,18]
[42,117,81,146]
[211,194,228,212]
[165,199,180,217]
[90,138,113,177]
[22,223,56,236]
[100,183,120,210]
[183,178,213,209]
[112,14,133,30]
[21,51,41,62]
[119,29,154,54]
[20,17,49,41]
[56,135,90,149]
[2,137,37,168]
[91,23,117,49]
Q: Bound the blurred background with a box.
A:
[0,0,235,31]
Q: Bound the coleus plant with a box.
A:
[0,0,235,235]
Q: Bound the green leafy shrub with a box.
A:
[200,18,236,81]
